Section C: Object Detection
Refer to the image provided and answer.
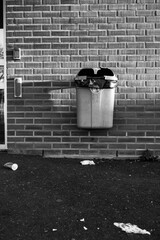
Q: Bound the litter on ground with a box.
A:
[52,229,57,232]
[83,226,88,230]
[80,160,95,165]
[4,162,18,171]
[114,222,151,235]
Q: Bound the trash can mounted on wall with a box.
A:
[75,68,118,129]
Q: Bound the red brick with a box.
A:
[43,125,61,130]
[118,138,135,143]
[16,131,33,136]
[15,143,34,149]
[35,131,52,136]
[25,125,43,130]
[89,3,106,10]
[127,17,145,23]
[71,144,88,149]
[34,143,52,149]
[109,144,127,149]
[13,6,32,11]
[146,144,160,149]
[137,138,154,143]
[71,131,88,136]
[117,36,135,42]
[80,150,99,155]
[147,132,160,137]
[62,137,79,142]
[90,144,108,149]
[52,144,70,148]
[8,137,24,142]
[128,131,145,137]
[16,119,33,124]
[118,150,136,156]
[26,138,42,142]
[127,144,146,150]
[34,119,51,124]
[81,137,98,142]
[7,0,23,5]
[61,0,78,3]
[44,150,62,156]
[44,137,61,142]
[108,131,126,136]
[62,150,79,155]
[24,0,41,5]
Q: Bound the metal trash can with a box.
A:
[75,68,118,129]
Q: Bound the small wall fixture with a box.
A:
[14,78,22,98]
[13,47,21,60]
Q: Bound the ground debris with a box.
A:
[3,162,18,171]
[80,160,95,165]
[114,222,151,235]
[83,226,88,230]
[52,228,57,232]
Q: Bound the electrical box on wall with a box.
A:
[14,78,22,98]
[13,48,21,60]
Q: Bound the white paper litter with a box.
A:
[4,162,18,171]
[52,229,57,232]
[114,222,151,235]
[83,226,88,230]
[80,218,85,222]
[80,160,95,165]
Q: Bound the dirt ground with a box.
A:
[0,152,160,240]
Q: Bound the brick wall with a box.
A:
[6,0,160,158]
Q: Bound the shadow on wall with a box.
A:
[7,79,78,151]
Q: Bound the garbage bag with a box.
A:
[75,68,117,89]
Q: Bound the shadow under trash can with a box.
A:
[75,68,118,129]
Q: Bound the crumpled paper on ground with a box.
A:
[80,160,95,165]
[114,222,151,235]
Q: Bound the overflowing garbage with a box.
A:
[75,67,118,89]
